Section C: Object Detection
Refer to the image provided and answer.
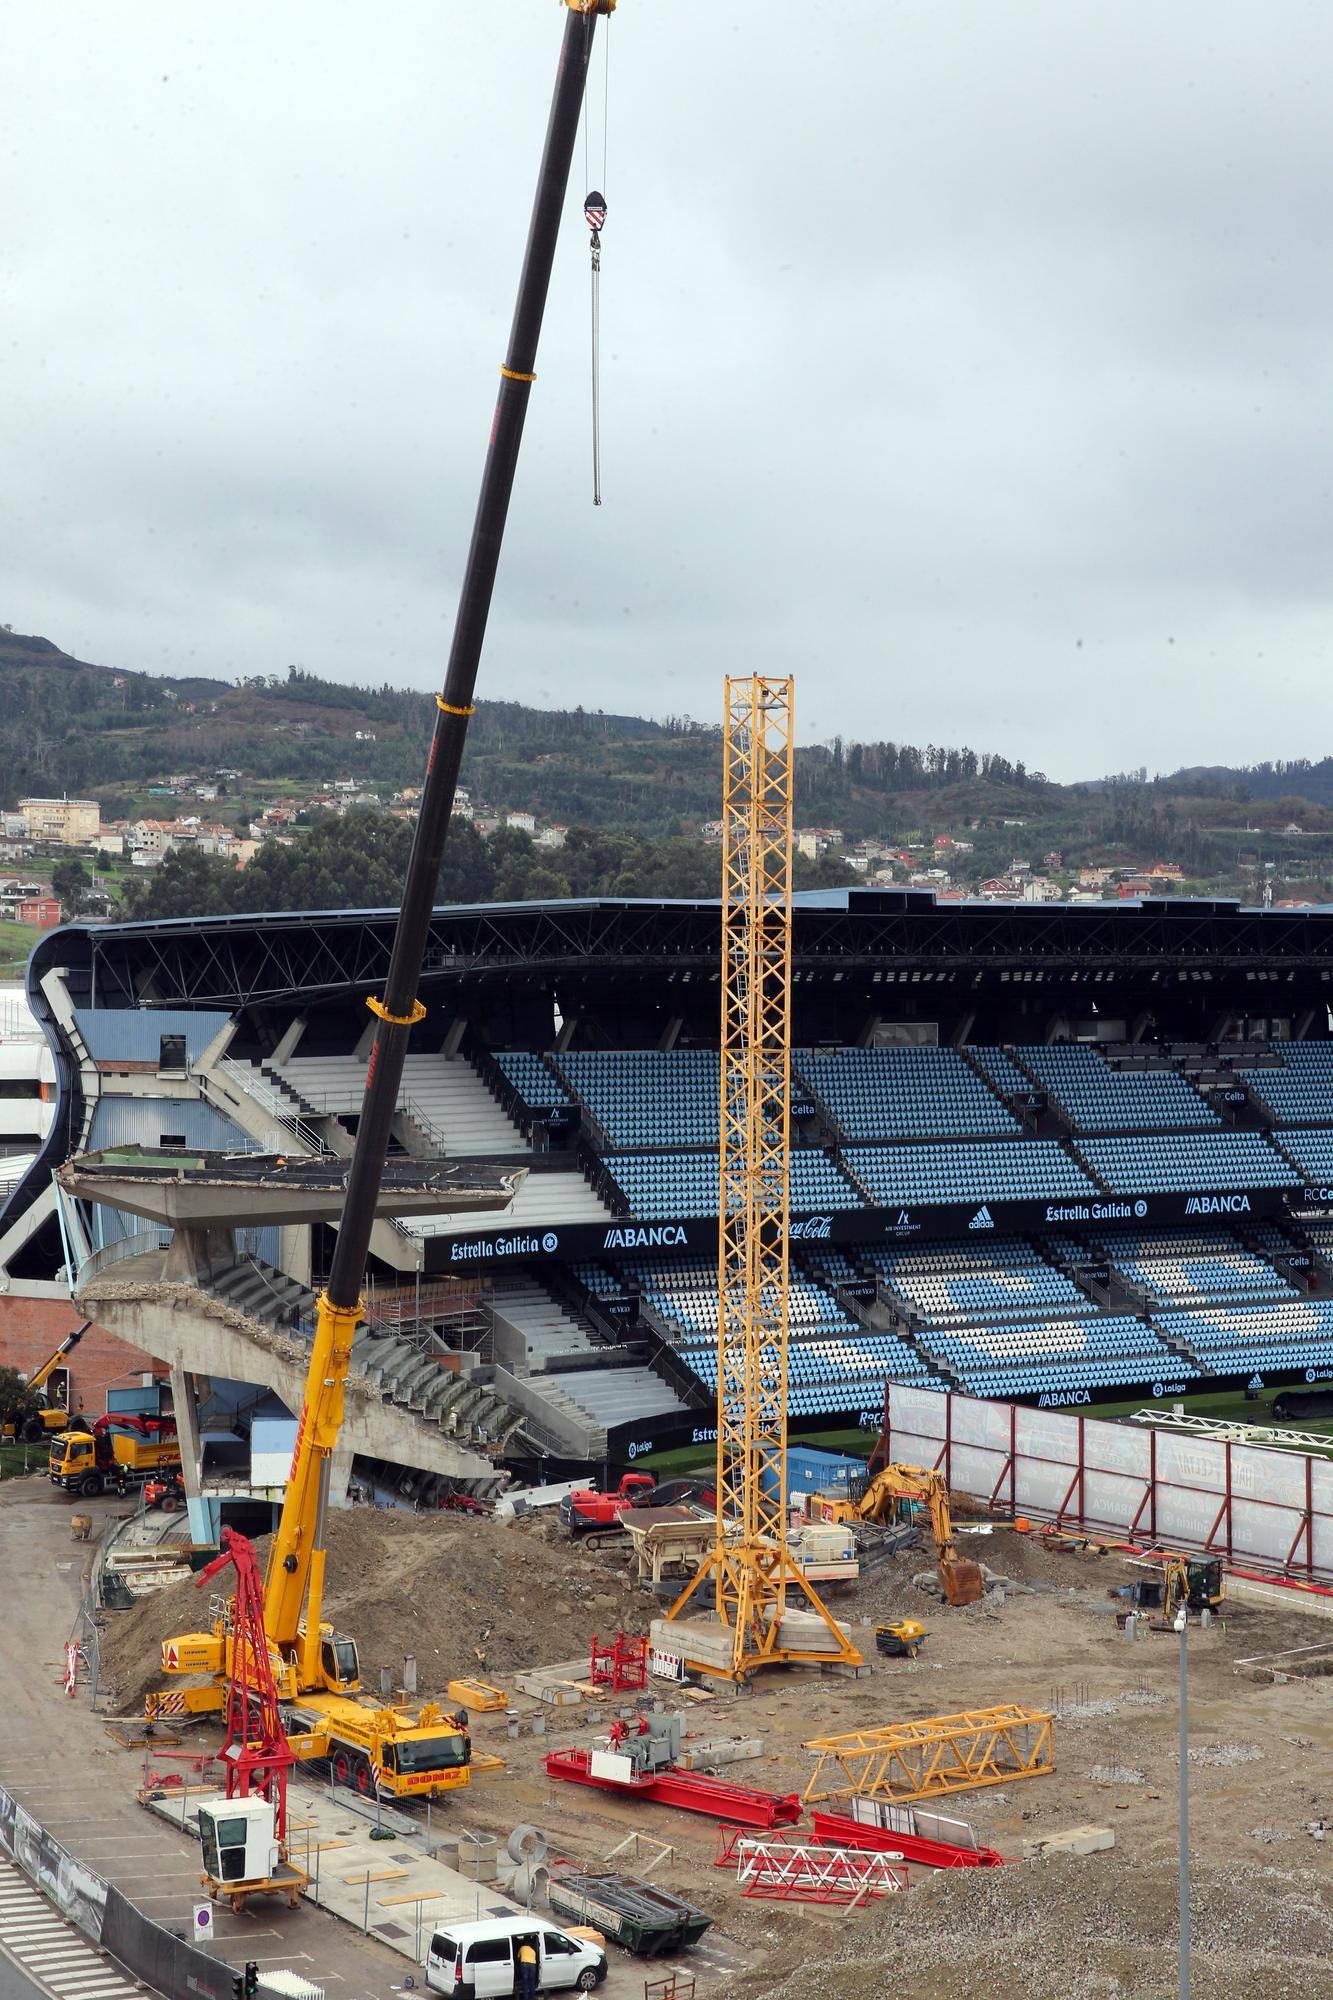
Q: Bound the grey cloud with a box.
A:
[2,1,1331,778]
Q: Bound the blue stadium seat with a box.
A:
[1072,1133,1299,1195]
[794,1047,1019,1143]
[845,1141,1096,1207]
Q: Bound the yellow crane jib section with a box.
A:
[263,1290,364,1670]
[803,1705,1055,1805]
[564,1,616,13]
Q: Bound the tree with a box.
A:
[51,858,91,903]
[118,849,241,922]
[0,1363,37,1432]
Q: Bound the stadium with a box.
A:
[6,883,1333,1540]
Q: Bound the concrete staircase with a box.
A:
[351,1324,525,1450]
[204,1255,315,1330]
[196,1254,522,1460]
[489,1276,688,1456]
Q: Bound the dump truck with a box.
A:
[49,1419,182,1498]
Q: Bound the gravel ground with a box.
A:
[94,1509,1332,1995]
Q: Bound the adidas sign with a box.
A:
[968,1205,995,1231]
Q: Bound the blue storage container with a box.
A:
[762,1447,867,1499]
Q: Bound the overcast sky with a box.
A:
[3,3,1330,780]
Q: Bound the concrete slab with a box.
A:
[1022,1824,1116,1861]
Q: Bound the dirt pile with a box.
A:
[727,1853,1333,2000]
[99,1509,647,1713]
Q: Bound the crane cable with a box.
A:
[582,16,610,505]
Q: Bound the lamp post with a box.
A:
[1176,1603,1190,2000]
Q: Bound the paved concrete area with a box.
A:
[0,1855,149,2000]
[0,1475,419,1999]
[0,1475,673,2000]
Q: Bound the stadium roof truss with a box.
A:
[32,894,1333,1016]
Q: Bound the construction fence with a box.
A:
[0,1783,237,2000]
[885,1384,1333,1585]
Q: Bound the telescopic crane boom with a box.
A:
[264,0,618,1683]
[153,3,620,1795]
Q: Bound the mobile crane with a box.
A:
[148,0,619,1801]
[826,1462,984,1606]
[1,1320,91,1441]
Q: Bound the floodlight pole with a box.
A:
[1176,1605,1190,2000]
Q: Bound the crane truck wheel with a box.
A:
[353,1757,375,1797]
[22,1417,45,1443]
[332,1750,353,1787]
[79,1473,104,1498]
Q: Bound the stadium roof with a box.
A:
[30,889,1333,1017]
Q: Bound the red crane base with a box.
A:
[810,1809,1004,1868]
[544,1748,801,1830]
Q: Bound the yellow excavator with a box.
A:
[827,1462,985,1606]
[1,1321,91,1441]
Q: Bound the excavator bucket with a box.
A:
[940,1557,984,1607]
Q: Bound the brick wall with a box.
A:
[0,1296,165,1418]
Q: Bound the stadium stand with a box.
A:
[601,1149,862,1218]
[492,1049,572,1112]
[1072,1132,1300,1194]
[968,1046,1034,1095]
[795,1046,1019,1141]
[1085,1228,1297,1306]
[1239,1042,1333,1126]
[917,1316,1197,1401]
[1153,1300,1333,1377]
[555,1048,720,1147]
[1275,1130,1333,1187]
[868,1236,1096,1325]
[1014,1044,1220,1132]
[681,1333,939,1418]
[844,1140,1097,1207]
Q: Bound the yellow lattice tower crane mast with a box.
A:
[665,676,862,1682]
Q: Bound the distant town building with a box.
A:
[505,811,536,834]
[19,797,99,845]
[15,896,61,928]
[536,825,568,850]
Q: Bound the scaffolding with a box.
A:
[665,676,859,1680]
[803,1704,1055,1805]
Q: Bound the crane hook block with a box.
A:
[585,191,607,238]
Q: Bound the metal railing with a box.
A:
[206,1058,333,1157]
[76,1227,173,1288]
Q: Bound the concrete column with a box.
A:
[278,1224,313,1289]
[271,1016,307,1065]
[163,1225,235,1286]
[329,1445,356,1510]
[169,1363,210,1542]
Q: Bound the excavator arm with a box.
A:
[838,1462,983,1607]
[25,1320,91,1398]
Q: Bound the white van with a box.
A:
[425,1916,607,1996]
